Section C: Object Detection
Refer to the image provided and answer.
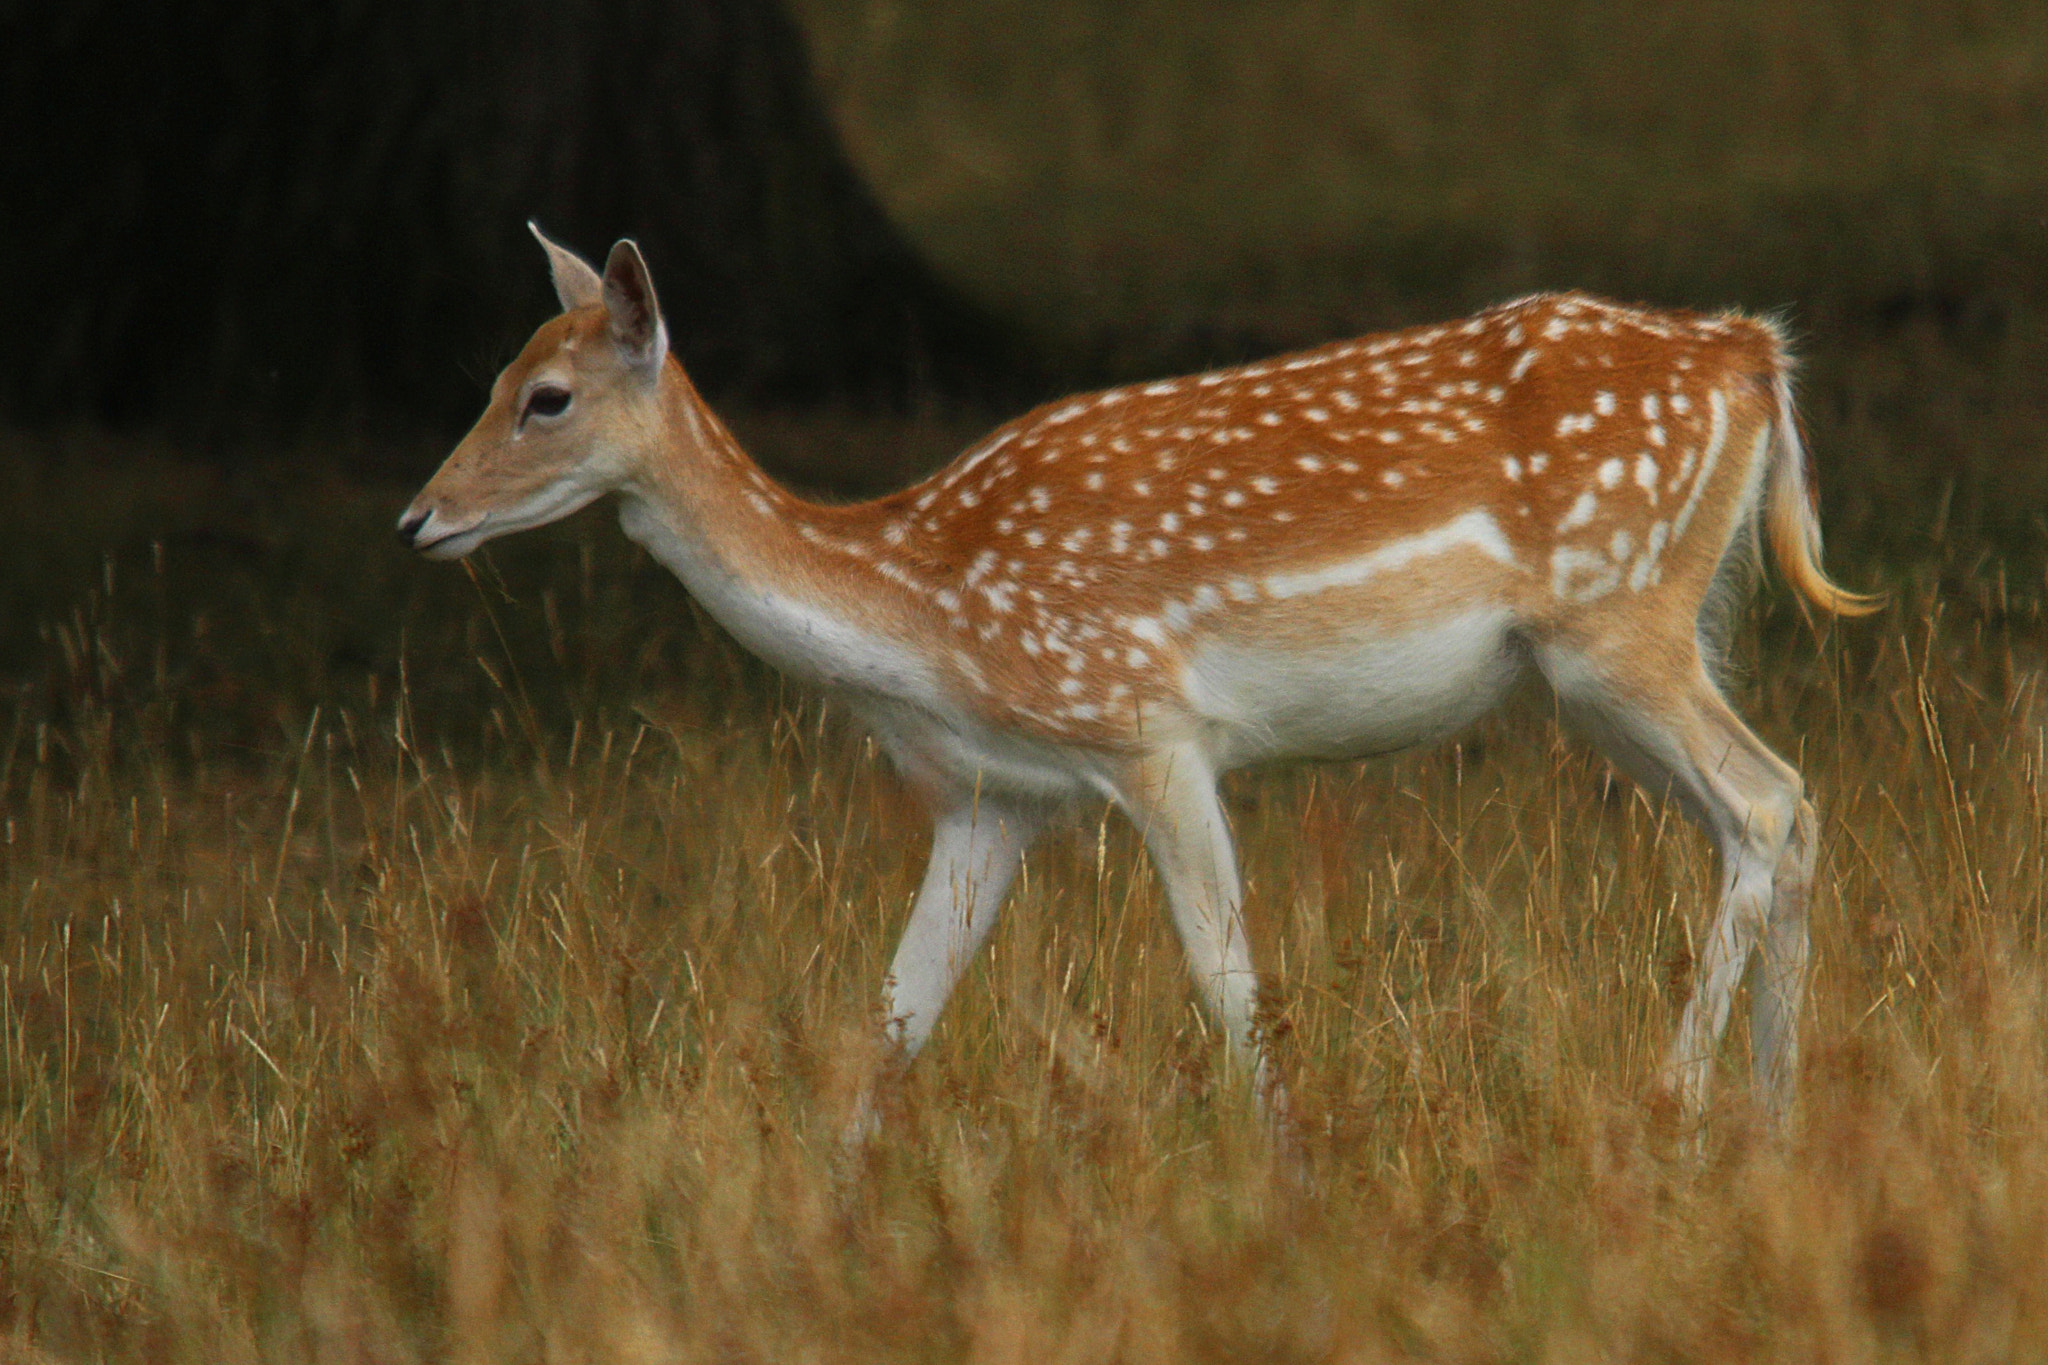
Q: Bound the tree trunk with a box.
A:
[0,0,1020,437]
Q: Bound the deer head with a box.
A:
[397,225,672,558]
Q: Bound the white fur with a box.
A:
[1551,545,1620,602]
[1186,609,1522,768]
[1672,387,1729,540]
[618,497,942,706]
[1261,510,1517,600]
[853,694,1118,805]
[1558,491,1598,532]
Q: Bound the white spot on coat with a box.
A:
[1634,453,1659,500]
[1629,521,1671,590]
[1672,389,1729,538]
[1552,546,1620,602]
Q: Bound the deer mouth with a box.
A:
[396,505,488,558]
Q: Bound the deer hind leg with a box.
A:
[1539,647,1810,1121]
[1113,745,1275,1103]
[1750,792,1816,1121]
[881,792,1044,1062]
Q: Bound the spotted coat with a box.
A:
[751,292,1784,745]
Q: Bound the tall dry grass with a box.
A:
[1,422,2047,1359]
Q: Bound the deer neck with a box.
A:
[614,371,937,703]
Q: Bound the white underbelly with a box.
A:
[1186,608,1522,768]
[851,695,1112,803]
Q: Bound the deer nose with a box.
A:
[396,507,431,547]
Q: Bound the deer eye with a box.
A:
[522,385,571,423]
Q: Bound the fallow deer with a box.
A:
[400,226,1877,1123]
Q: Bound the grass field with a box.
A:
[3,396,2048,1359]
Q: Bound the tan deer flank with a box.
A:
[401,226,1878,1124]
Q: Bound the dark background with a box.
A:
[4,0,2047,540]
[0,0,1021,441]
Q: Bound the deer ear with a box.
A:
[602,239,668,375]
[529,221,603,312]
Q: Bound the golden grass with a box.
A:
[2,424,2048,1360]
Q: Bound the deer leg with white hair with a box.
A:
[1115,745,1277,1105]
[1749,796,1817,1122]
[1664,690,1807,1119]
[1541,647,1808,1121]
[840,789,1039,1151]
[879,791,1043,1063]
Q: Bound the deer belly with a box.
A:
[1187,608,1521,766]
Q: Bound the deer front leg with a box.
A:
[1116,745,1277,1106]
[880,792,1042,1062]
[841,791,1039,1153]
